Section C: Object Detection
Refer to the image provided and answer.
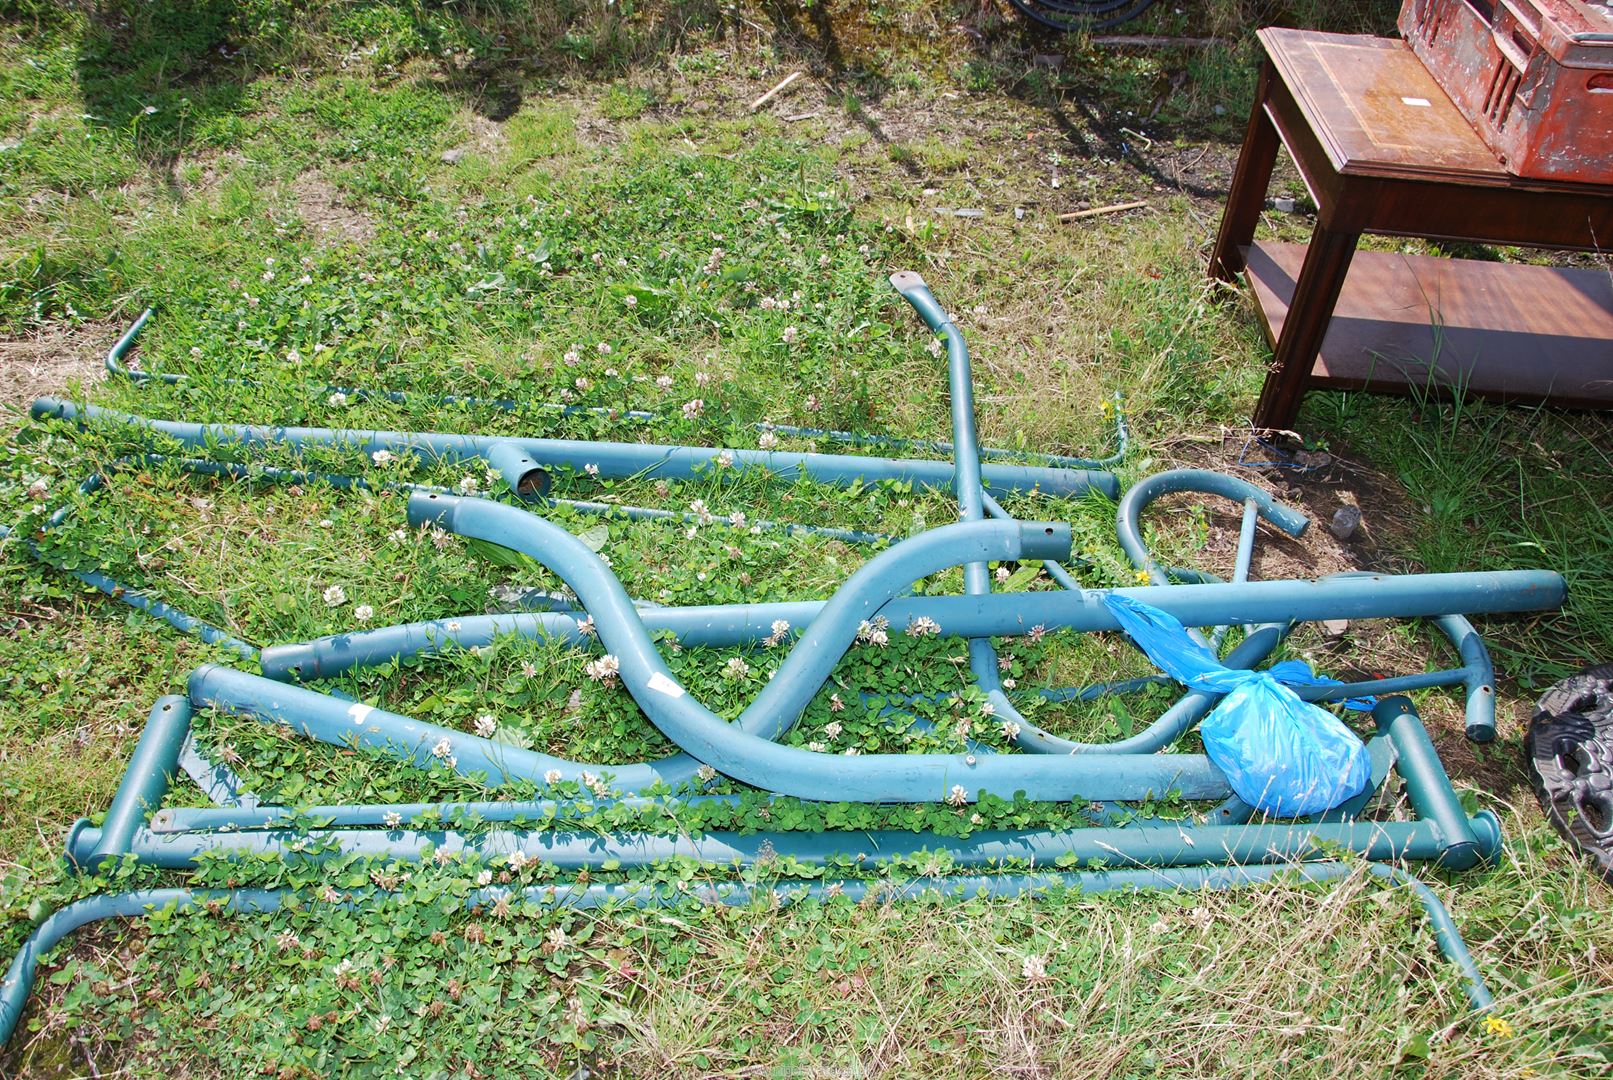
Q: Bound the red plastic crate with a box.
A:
[1401,0,1613,183]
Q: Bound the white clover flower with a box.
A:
[371,449,395,466]
[728,511,746,527]
[808,741,826,753]
[979,701,996,718]
[829,692,845,712]
[856,617,889,647]
[332,957,354,977]
[563,348,581,365]
[577,615,595,636]
[1001,720,1021,741]
[585,654,620,684]
[906,616,941,637]
[474,713,497,738]
[476,870,493,887]
[1021,954,1049,981]
[824,721,842,739]
[285,348,302,364]
[521,661,539,678]
[431,737,453,759]
[597,342,612,354]
[764,617,790,647]
[544,768,562,785]
[689,499,713,524]
[844,747,860,756]
[682,398,704,419]
[781,326,798,344]
[723,656,750,679]
[623,294,638,308]
[715,449,734,468]
[383,811,403,828]
[1003,678,1017,690]
[190,346,203,358]
[326,391,346,407]
[994,565,1011,582]
[322,585,347,606]
[445,620,462,632]
[456,475,479,495]
[760,296,777,311]
[696,763,718,783]
[584,463,600,476]
[655,375,673,390]
[25,477,48,500]
[508,850,530,870]
[585,773,609,797]
[353,604,374,622]
[695,371,712,387]
[318,518,333,529]
[276,930,300,951]
[143,104,157,115]
[947,785,969,808]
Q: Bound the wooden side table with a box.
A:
[1211,28,1613,433]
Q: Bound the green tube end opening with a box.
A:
[62,818,95,870]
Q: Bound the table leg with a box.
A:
[1210,60,1280,283]
[1251,221,1359,433]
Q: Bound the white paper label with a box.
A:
[646,672,686,698]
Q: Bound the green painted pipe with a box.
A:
[64,812,1503,871]
[1373,696,1487,870]
[0,859,1494,1049]
[83,696,191,868]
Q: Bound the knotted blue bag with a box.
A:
[1103,594,1371,817]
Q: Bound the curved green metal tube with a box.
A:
[404,492,1239,803]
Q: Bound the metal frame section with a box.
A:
[0,860,1492,1047]
[1,272,1553,1045]
[101,307,1129,472]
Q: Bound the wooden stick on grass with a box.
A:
[1058,201,1148,222]
[749,72,803,112]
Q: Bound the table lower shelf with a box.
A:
[1242,240,1613,409]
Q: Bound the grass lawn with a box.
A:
[1,1,1609,1076]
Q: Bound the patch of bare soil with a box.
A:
[288,171,374,248]
[0,319,121,418]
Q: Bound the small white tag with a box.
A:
[347,703,374,725]
[1401,96,1431,107]
[646,672,685,698]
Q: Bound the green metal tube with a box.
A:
[65,814,1501,871]
[80,696,191,868]
[1372,696,1488,870]
[0,860,1494,1049]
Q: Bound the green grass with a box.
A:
[1,2,1610,1077]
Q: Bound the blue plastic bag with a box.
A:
[1103,594,1371,817]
